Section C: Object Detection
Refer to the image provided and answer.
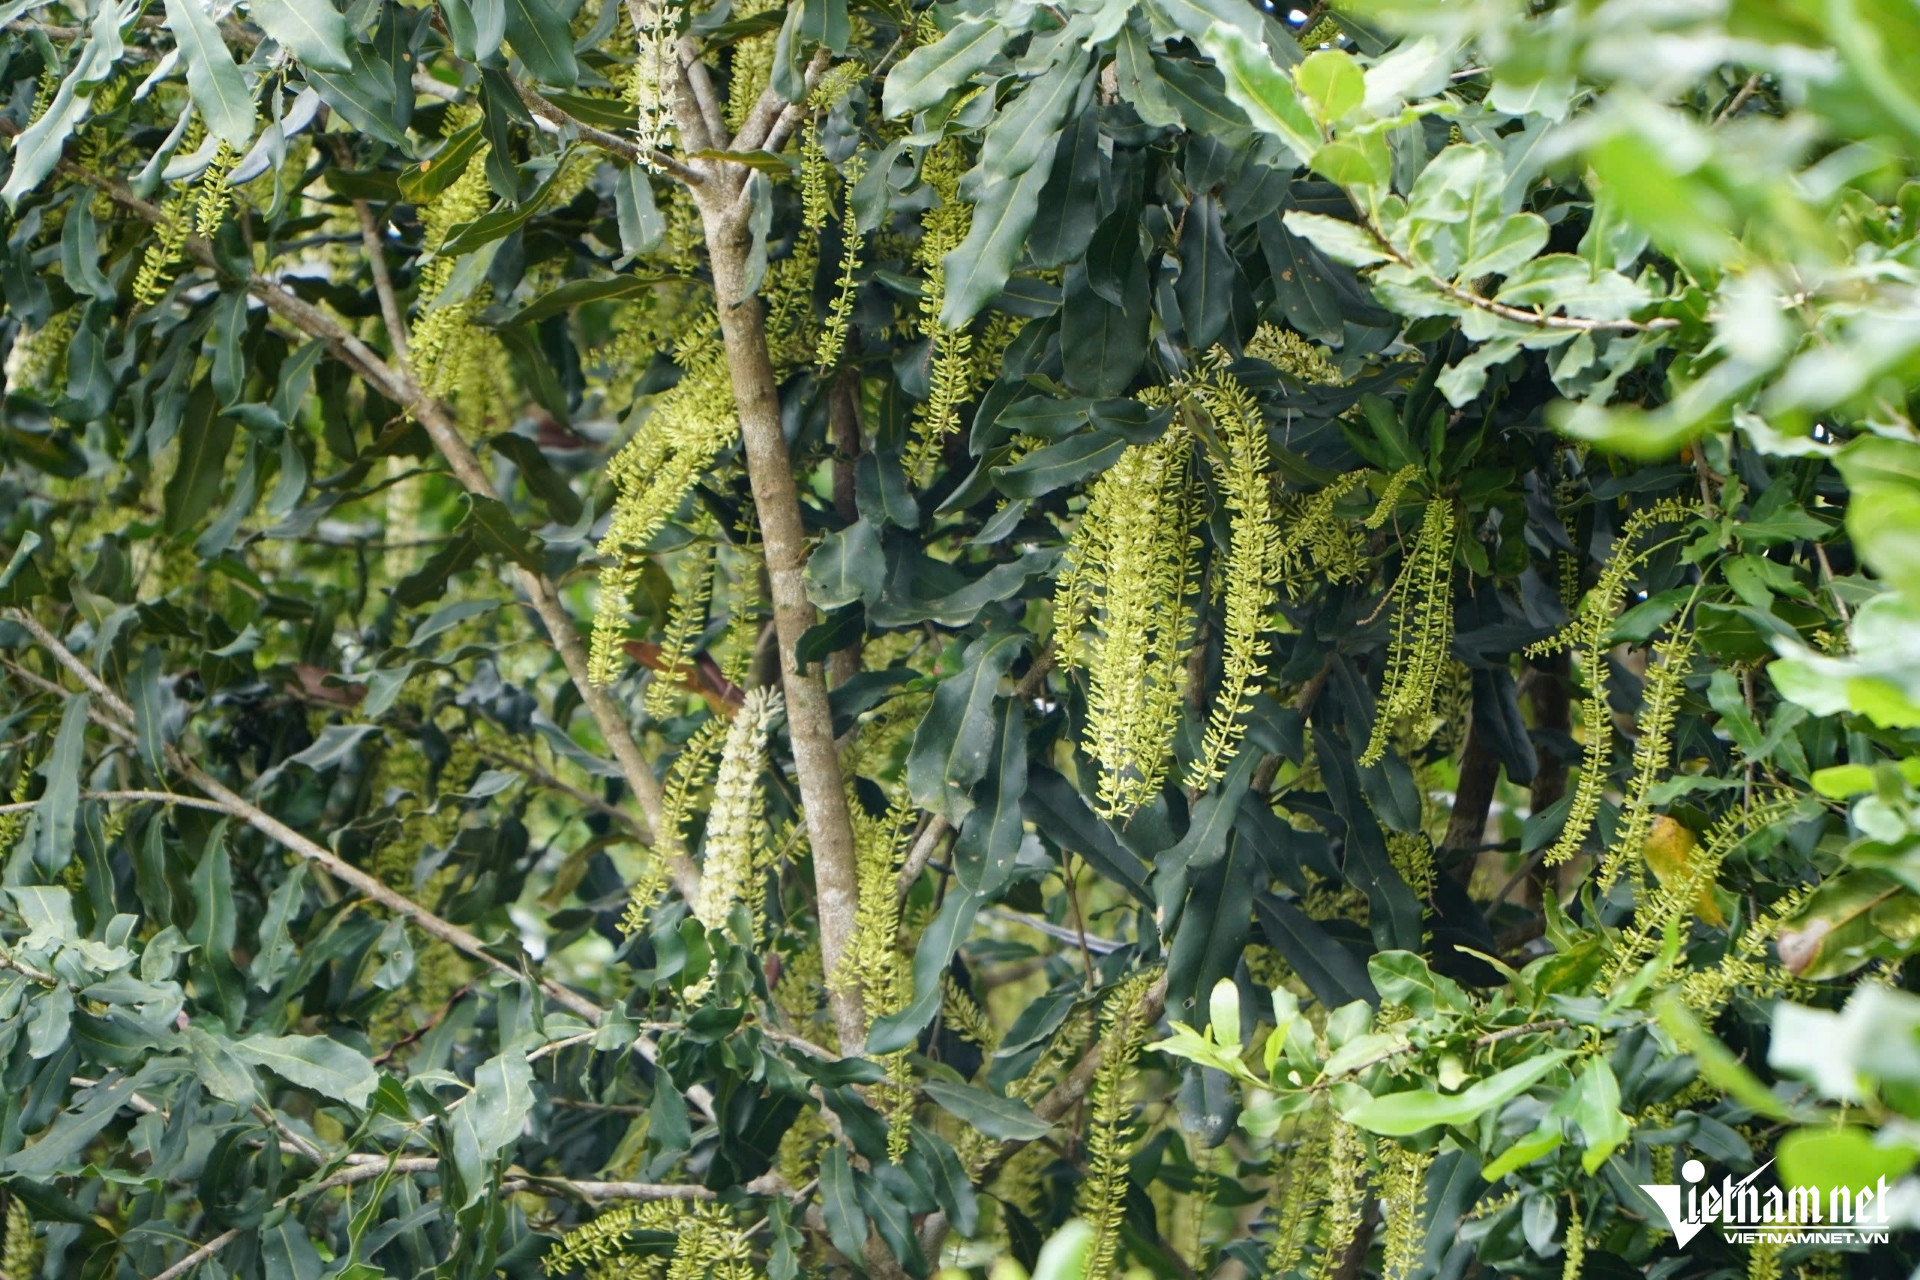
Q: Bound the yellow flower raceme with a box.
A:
[905,143,975,482]
[1600,631,1696,891]
[1527,498,1698,865]
[1188,358,1281,789]
[1061,427,1199,816]
[644,540,717,720]
[1079,971,1162,1278]
[1362,498,1457,767]
[590,336,742,685]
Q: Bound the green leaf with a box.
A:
[131,648,168,776]
[1176,193,1236,352]
[908,1123,980,1238]
[288,724,382,771]
[951,697,1026,896]
[448,1050,535,1205]
[940,145,1057,329]
[486,433,584,525]
[1031,1219,1097,1280]
[982,60,1086,182]
[1295,49,1363,121]
[163,384,237,538]
[1253,896,1378,1009]
[921,1079,1054,1140]
[868,890,983,1054]
[458,493,544,572]
[1778,1127,1920,1201]
[1,6,126,208]
[1203,28,1320,167]
[993,430,1127,499]
[231,1034,378,1109]
[31,694,90,878]
[1653,991,1793,1120]
[819,1146,870,1265]
[1480,1127,1564,1181]
[884,21,1009,118]
[503,0,579,86]
[165,0,256,147]
[250,0,353,72]
[1343,1052,1570,1136]
[1571,1060,1629,1174]
[443,0,508,62]
[304,41,406,148]
[798,0,850,54]
[1282,210,1390,268]
[907,629,1026,817]
[805,519,885,610]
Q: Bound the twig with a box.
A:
[353,200,409,362]
[59,165,699,904]
[1714,72,1764,125]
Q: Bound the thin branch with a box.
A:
[894,816,948,901]
[511,77,705,186]
[1714,72,1764,125]
[1362,219,1680,335]
[63,165,700,905]
[5,609,604,1024]
[148,1230,244,1280]
[0,789,232,817]
[354,200,409,362]
[479,746,648,840]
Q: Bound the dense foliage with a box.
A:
[1,0,1919,1278]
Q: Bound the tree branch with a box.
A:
[511,76,705,186]
[663,93,868,1059]
[65,164,700,906]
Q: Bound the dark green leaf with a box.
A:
[163,384,237,538]
[921,1080,1053,1140]
[503,0,579,86]
[907,628,1027,817]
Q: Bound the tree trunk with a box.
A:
[696,189,868,1056]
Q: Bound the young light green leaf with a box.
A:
[1343,1051,1570,1136]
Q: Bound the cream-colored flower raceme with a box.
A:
[1365,464,1422,529]
[815,151,867,371]
[644,539,717,720]
[1562,1206,1586,1280]
[693,687,782,932]
[1381,1143,1434,1280]
[1248,322,1342,385]
[627,0,676,165]
[1527,498,1699,865]
[1266,1103,1332,1278]
[1599,628,1696,891]
[1315,1116,1369,1280]
[1188,355,1282,789]
[1060,426,1199,817]
[1273,471,1370,598]
[590,335,742,685]
[1362,497,1458,767]
[904,142,976,483]
[1079,970,1163,1278]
